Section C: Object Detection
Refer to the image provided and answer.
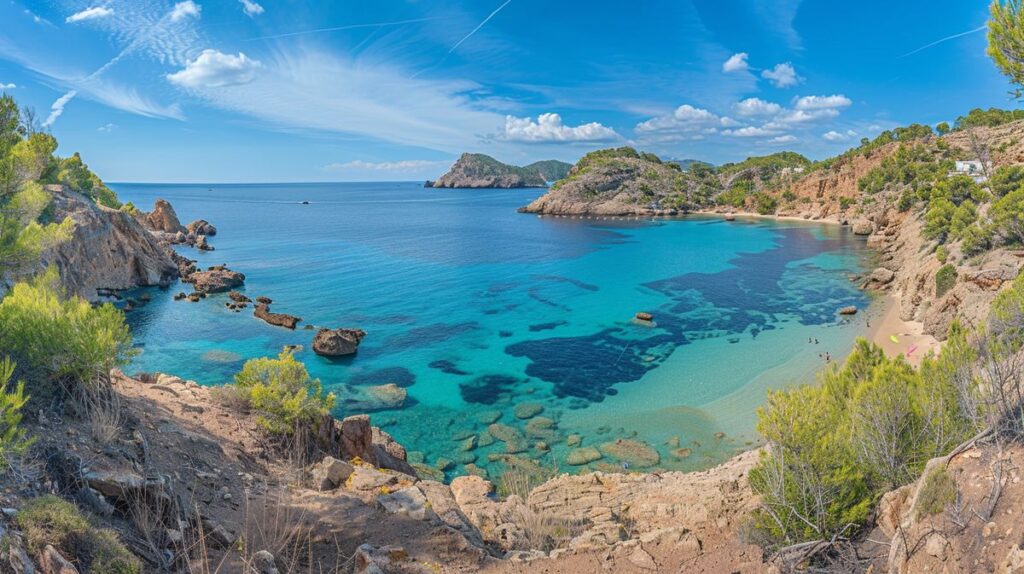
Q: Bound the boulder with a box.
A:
[377,486,431,520]
[487,424,528,454]
[254,304,300,329]
[313,328,367,356]
[343,384,407,412]
[347,466,398,491]
[838,305,858,315]
[187,219,217,236]
[190,268,245,293]
[852,219,873,235]
[868,267,896,286]
[310,456,355,491]
[251,550,280,574]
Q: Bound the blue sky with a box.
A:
[0,0,1013,182]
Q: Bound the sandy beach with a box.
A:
[867,294,941,367]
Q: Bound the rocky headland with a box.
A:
[36,187,179,301]
[426,153,565,189]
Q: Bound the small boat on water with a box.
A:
[300,200,311,205]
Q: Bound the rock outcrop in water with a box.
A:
[313,327,367,356]
[426,153,549,188]
[38,187,179,300]
[187,265,245,293]
[254,303,301,329]
[142,198,186,234]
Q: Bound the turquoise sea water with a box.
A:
[113,182,873,479]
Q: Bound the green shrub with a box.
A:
[897,189,915,212]
[0,358,32,467]
[992,187,1024,245]
[989,165,1024,198]
[936,264,957,297]
[0,269,134,395]
[839,196,853,211]
[748,338,976,549]
[753,192,778,215]
[15,495,141,574]
[935,245,949,263]
[232,351,335,436]
[914,467,956,520]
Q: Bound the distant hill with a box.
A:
[666,158,715,171]
[523,159,573,181]
[426,153,548,188]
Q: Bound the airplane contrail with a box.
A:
[249,17,440,41]
[899,24,986,58]
[448,0,512,54]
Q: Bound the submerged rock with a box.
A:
[313,327,367,356]
[513,402,544,419]
[487,423,528,454]
[598,439,661,467]
[566,447,602,466]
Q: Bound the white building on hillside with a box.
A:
[952,160,991,183]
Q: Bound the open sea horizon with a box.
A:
[112,180,875,480]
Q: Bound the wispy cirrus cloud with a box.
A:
[0,82,15,90]
[324,159,449,172]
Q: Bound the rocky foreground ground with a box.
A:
[6,364,1022,573]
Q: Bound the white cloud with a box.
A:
[170,1,201,22]
[822,129,857,142]
[239,0,264,17]
[635,104,724,133]
[723,126,781,138]
[66,6,114,23]
[502,113,619,142]
[325,160,448,172]
[44,90,77,127]
[0,83,15,90]
[770,108,840,126]
[761,62,801,88]
[722,52,749,73]
[98,123,116,132]
[769,135,798,144]
[167,49,262,88]
[794,94,852,110]
[733,98,782,117]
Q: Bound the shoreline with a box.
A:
[866,293,941,367]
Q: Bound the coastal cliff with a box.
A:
[38,186,179,300]
[427,153,551,188]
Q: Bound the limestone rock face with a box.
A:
[39,189,178,300]
[313,328,367,356]
[143,199,186,233]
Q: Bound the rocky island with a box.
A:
[425,153,570,188]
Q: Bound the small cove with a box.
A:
[115,181,874,479]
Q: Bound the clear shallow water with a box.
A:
[113,182,873,479]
